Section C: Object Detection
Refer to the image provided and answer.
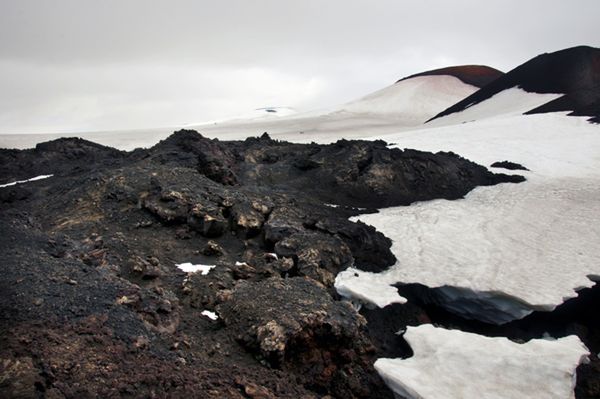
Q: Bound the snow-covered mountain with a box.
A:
[396,64,503,88]
[334,74,479,124]
[329,47,600,399]
[1,46,599,399]
[179,68,492,143]
[0,68,485,150]
[430,46,600,124]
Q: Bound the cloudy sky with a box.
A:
[0,0,598,134]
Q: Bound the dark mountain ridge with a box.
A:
[397,65,504,88]
[429,46,600,122]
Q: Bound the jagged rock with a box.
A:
[218,277,389,397]
[197,152,238,185]
[202,240,224,256]
[231,203,265,238]
[264,205,304,244]
[0,357,42,398]
[314,217,395,273]
[142,189,189,224]
[232,261,258,280]
[274,232,353,286]
[490,160,530,170]
[130,256,162,279]
[187,203,227,237]
[239,138,523,208]
[218,277,365,366]
[122,287,180,334]
[235,378,276,399]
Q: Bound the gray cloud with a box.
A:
[0,0,598,133]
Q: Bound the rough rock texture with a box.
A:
[490,160,529,171]
[218,277,392,397]
[0,130,525,398]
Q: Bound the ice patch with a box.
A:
[176,262,215,275]
[375,325,589,399]
[0,174,53,188]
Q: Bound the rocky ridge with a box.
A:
[0,130,525,398]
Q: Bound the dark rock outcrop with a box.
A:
[490,160,529,171]
[0,131,527,398]
[397,65,504,88]
[218,277,391,397]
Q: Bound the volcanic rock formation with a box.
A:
[0,130,523,398]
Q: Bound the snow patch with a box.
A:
[0,174,53,188]
[201,310,218,321]
[336,114,600,323]
[265,253,278,260]
[335,267,405,308]
[375,325,589,399]
[430,87,563,126]
[176,262,215,275]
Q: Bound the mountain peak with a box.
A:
[429,46,600,122]
[397,65,504,88]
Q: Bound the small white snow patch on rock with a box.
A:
[235,261,249,266]
[201,310,218,320]
[0,174,54,188]
[176,262,215,275]
[334,267,406,308]
[375,325,589,399]
[265,253,278,260]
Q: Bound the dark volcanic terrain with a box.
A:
[0,130,529,398]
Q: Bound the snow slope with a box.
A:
[187,75,478,142]
[428,87,562,126]
[375,325,589,399]
[0,75,477,150]
[430,46,600,123]
[335,113,600,323]
[336,75,478,123]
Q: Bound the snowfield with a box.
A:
[375,325,589,399]
[338,75,477,123]
[427,87,563,126]
[0,75,477,150]
[336,112,600,323]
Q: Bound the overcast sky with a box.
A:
[0,0,598,134]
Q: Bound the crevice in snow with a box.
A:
[395,283,536,325]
